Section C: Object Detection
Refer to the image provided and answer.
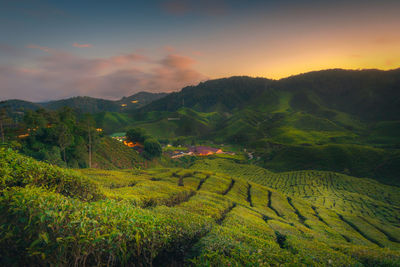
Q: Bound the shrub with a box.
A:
[0,148,102,201]
[143,139,162,159]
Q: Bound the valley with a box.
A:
[1,69,400,266]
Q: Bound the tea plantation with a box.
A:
[1,148,400,266]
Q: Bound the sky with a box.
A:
[0,0,399,102]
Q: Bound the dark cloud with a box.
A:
[0,46,207,102]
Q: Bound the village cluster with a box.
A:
[112,135,235,158]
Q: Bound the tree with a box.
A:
[82,114,98,168]
[57,123,73,163]
[126,128,147,143]
[58,107,76,127]
[0,108,11,143]
[144,138,162,159]
[23,109,47,130]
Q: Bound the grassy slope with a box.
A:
[93,137,143,169]
[94,112,135,134]
[1,149,400,266]
[126,103,400,185]
[123,71,400,186]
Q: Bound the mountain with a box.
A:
[116,92,168,110]
[0,99,42,114]
[2,69,400,185]
[40,96,119,113]
[129,69,400,186]
[140,69,400,120]
[2,69,400,265]
[0,91,168,114]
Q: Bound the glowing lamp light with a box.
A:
[18,133,29,139]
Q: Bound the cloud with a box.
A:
[72,42,93,48]
[163,45,175,53]
[26,44,52,53]
[0,46,207,102]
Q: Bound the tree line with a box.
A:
[1,107,100,168]
[125,128,162,159]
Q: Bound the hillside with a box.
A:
[117,92,168,110]
[141,69,400,121]
[41,96,120,113]
[0,99,42,114]
[0,91,168,114]
[2,69,400,185]
[1,148,400,266]
[93,137,144,169]
[128,69,400,186]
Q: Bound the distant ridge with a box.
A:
[139,68,400,121]
[0,91,168,113]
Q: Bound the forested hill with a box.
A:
[139,76,274,112]
[139,68,400,121]
[0,91,168,114]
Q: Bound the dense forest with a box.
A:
[4,107,99,168]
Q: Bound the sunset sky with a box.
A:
[1,0,400,101]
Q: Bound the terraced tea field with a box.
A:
[1,149,400,266]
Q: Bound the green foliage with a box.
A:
[0,148,102,201]
[19,108,101,168]
[94,111,134,133]
[0,187,212,266]
[128,71,400,185]
[143,138,162,159]
[260,143,400,186]
[93,137,143,169]
[0,92,167,115]
[126,127,148,143]
[1,150,400,266]
[2,69,400,265]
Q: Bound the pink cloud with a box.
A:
[0,46,207,101]
[192,50,203,56]
[72,42,93,48]
[26,44,52,53]
[161,54,195,68]
[163,45,176,53]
